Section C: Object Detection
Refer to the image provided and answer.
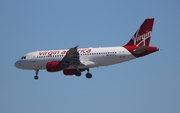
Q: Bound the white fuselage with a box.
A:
[14,18,158,80]
[15,46,136,70]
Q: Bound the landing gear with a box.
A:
[34,69,39,80]
[75,68,93,79]
[85,69,92,79]
[86,72,92,79]
[75,70,81,77]
[34,75,39,80]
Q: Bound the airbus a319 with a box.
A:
[14,18,158,80]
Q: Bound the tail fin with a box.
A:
[124,18,154,47]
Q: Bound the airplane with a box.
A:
[14,18,159,80]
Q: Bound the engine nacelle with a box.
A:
[46,61,62,72]
[63,69,77,75]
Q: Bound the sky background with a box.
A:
[1,0,180,113]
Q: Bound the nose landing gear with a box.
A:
[34,69,39,80]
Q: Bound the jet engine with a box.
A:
[46,61,70,72]
[46,61,62,72]
[63,69,77,75]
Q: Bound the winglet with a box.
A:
[75,45,79,48]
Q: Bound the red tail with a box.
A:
[124,18,154,47]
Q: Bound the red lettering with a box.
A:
[78,49,91,54]
[86,49,91,53]
[81,50,85,53]
[39,52,42,55]
[39,51,60,56]
[56,51,60,54]
[61,50,67,54]
[39,49,92,56]
[48,51,51,55]
[39,52,47,56]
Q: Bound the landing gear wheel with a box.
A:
[34,69,39,80]
[86,73,92,79]
[34,75,39,80]
[75,71,81,77]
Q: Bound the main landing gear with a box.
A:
[85,68,92,79]
[34,69,39,80]
[75,69,92,79]
[86,73,92,79]
[75,70,82,77]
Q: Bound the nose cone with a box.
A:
[14,61,21,69]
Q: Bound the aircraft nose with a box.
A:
[14,61,21,68]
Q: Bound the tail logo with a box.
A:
[133,28,152,46]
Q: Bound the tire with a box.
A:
[86,73,92,79]
[75,71,81,77]
[34,76,39,80]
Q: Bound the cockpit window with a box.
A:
[21,56,26,59]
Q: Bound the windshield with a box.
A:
[21,56,26,59]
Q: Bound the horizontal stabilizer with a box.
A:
[133,46,148,54]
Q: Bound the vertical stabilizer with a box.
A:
[124,18,154,47]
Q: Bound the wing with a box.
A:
[61,46,82,67]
